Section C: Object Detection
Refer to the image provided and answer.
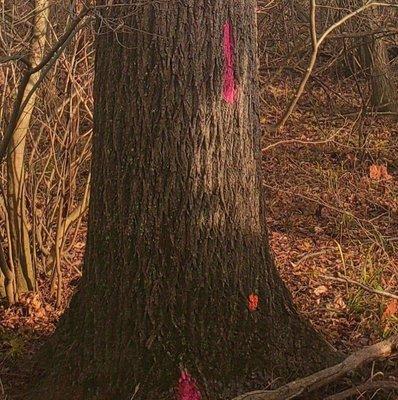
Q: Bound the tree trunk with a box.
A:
[360,31,398,113]
[342,1,398,113]
[0,232,15,304]
[4,0,49,297]
[32,2,338,399]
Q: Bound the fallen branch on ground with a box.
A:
[231,334,398,400]
[321,274,398,300]
[290,249,331,268]
[324,380,398,400]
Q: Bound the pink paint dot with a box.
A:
[177,370,201,400]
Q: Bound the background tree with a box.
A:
[0,0,92,304]
[335,0,398,114]
[0,0,50,301]
[31,1,338,399]
[358,7,398,114]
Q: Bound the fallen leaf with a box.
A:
[382,299,398,320]
[369,164,392,181]
[314,285,328,296]
[334,294,346,310]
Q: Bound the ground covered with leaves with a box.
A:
[262,69,398,353]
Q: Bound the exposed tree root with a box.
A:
[232,334,398,400]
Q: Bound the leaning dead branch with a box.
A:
[232,334,398,400]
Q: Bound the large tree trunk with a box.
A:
[32,2,338,399]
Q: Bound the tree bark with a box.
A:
[32,2,339,399]
[360,29,398,113]
[340,1,398,113]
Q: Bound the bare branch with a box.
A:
[0,6,92,163]
[273,0,398,131]
[322,274,398,300]
[0,54,30,66]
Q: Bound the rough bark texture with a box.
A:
[32,2,338,399]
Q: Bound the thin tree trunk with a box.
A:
[32,2,338,399]
[0,233,15,304]
[341,1,398,113]
[361,30,398,113]
[5,0,49,294]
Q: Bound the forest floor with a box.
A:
[261,68,398,352]
[1,67,398,398]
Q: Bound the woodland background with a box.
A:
[0,0,397,398]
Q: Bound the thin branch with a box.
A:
[321,274,398,300]
[31,6,91,74]
[329,28,398,40]
[325,380,398,400]
[290,249,330,268]
[0,7,92,163]
[0,54,30,66]
[231,335,398,400]
[273,0,318,131]
[273,0,398,131]
[261,135,337,153]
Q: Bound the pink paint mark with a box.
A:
[177,370,201,400]
[222,22,236,103]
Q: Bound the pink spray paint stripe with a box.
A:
[222,21,236,103]
[177,370,201,400]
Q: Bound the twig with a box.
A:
[0,54,30,66]
[321,274,398,300]
[0,7,91,163]
[262,137,335,153]
[324,380,398,400]
[329,28,398,40]
[231,335,398,400]
[290,249,331,268]
[273,0,318,131]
